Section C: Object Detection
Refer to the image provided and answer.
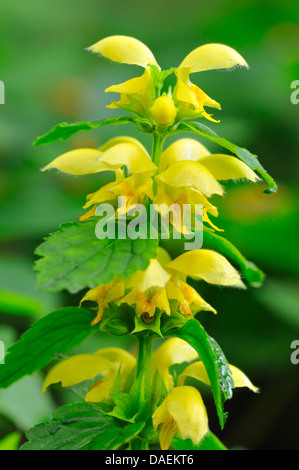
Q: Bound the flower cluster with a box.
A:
[43,37,258,325]
[41,35,262,450]
[43,338,258,449]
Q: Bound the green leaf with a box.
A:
[174,121,277,194]
[0,307,97,389]
[35,220,158,293]
[0,432,22,450]
[33,116,136,146]
[203,230,265,287]
[166,319,233,428]
[20,403,144,450]
[172,432,227,450]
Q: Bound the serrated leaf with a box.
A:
[0,307,96,389]
[35,220,158,293]
[21,403,144,450]
[174,121,277,194]
[33,116,136,146]
[203,230,265,287]
[172,432,227,450]
[166,319,233,429]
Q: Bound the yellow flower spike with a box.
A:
[178,43,249,73]
[198,154,260,182]
[156,160,224,198]
[88,35,158,68]
[178,361,259,393]
[41,148,107,175]
[151,95,178,127]
[160,138,211,171]
[42,354,113,393]
[152,386,209,449]
[152,338,198,390]
[166,249,245,288]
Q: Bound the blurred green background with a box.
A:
[0,0,298,450]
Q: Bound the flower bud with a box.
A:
[151,95,177,127]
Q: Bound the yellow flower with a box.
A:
[178,361,259,393]
[81,246,244,325]
[88,35,158,118]
[174,43,249,122]
[166,248,245,288]
[154,138,258,233]
[152,386,209,450]
[88,36,248,124]
[88,35,158,68]
[159,138,259,182]
[151,337,258,449]
[151,337,258,393]
[43,139,157,177]
[152,338,198,390]
[42,347,136,403]
[80,278,125,326]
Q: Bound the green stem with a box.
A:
[151,133,165,196]
[151,133,165,167]
[135,333,153,416]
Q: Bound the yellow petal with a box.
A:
[178,43,249,73]
[167,280,217,315]
[94,347,136,372]
[98,143,157,175]
[88,35,158,68]
[229,364,259,392]
[85,375,115,403]
[160,138,210,171]
[42,149,109,175]
[152,338,198,390]
[42,354,112,392]
[166,249,245,288]
[94,347,136,387]
[100,136,148,153]
[125,259,171,292]
[157,161,224,198]
[106,69,151,95]
[152,386,209,448]
[178,361,258,392]
[199,154,260,182]
[176,76,220,111]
